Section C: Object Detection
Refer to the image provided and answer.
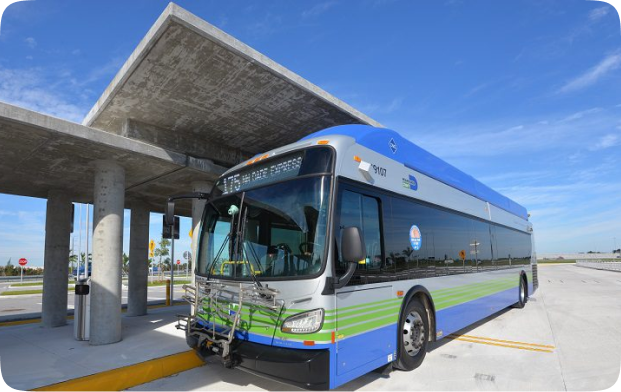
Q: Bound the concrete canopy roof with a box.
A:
[83,3,381,166]
[0,3,380,217]
[0,102,224,216]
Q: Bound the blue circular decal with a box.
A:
[409,225,422,251]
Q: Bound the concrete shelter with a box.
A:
[0,3,379,344]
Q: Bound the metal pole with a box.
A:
[85,204,90,277]
[71,236,74,278]
[78,204,83,279]
[20,265,23,282]
[170,228,175,305]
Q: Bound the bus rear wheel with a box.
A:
[513,276,527,309]
[394,298,429,371]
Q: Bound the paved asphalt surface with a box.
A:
[129,264,621,391]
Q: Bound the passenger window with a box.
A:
[336,190,383,274]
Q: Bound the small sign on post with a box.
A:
[162,216,180,239]
[18,258,27,282]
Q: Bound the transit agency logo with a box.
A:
[0,0,30,34]
[389,138,398,154]
[409,225,422,251]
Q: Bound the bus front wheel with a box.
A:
[394,298,429,371]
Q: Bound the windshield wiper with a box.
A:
[238,206,263,288]
[206,232,230,280]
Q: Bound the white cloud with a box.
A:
[588,6,610,21]
[24,37,36,48]
[0,66,90,122]
[302,1,337,18]
[558,52,621,94]
[560,107,602,122]
[246,13,282,38]
[590,134,620,150]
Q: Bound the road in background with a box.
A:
[0,280,189,319]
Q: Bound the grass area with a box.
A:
[1,288,73,296]
[538,259,577,264]
[148,280,192,287]
[11,281,75,287]
[10,282,45,287]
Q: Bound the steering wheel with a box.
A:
[299,242,316,255]
[274,243,292,255]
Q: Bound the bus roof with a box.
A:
[301,124,528,220]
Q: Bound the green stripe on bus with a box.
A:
[337,314,399,337]
[431,278,516,302]
[434,282,517,310]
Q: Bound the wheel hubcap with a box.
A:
[402,311,425,357]
[520,280,525,303]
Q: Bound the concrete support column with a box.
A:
[127,202,149,317]
[191,181,213,273]
[42,190,72,328]
[90,160,125,345]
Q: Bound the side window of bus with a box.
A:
[492,225,532,267]
[386,196,494,278]
[336,190,383,274]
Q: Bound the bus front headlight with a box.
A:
[281,309,324,334]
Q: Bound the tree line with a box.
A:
[0,259,44,276]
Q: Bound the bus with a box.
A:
[172,124,537,390]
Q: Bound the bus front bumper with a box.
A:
[233,341,330,390]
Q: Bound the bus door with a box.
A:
[334,187,394,376]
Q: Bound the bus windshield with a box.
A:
[196,175,331,280]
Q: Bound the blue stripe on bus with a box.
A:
[435,285,518,338]
[301,124,528,220]
[332,323,397,389]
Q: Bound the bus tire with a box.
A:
[394,298,429,371]
[513,275,527,309]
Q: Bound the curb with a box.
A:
[31,350,203,391]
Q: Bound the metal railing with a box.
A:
[576,260,621,272]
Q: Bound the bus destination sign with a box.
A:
[219,152,304,195]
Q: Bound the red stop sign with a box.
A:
[18,258,27,266]
[176,260,181,265]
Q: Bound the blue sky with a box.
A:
[0,0,620,266]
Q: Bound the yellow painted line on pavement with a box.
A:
[447,334,554,353]
[32,350,203,391]
[458,334,555,349]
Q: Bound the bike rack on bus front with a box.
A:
[177,279,281,366]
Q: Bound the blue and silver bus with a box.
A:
[173,124,537,389]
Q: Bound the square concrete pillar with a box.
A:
[42,190,72,328]
[127,202,149,317]
[89,160,125,345]
[191,181,212,267]
[191,181,212,311]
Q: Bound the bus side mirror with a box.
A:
[341,227,366,263]
[331,227,366,290]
